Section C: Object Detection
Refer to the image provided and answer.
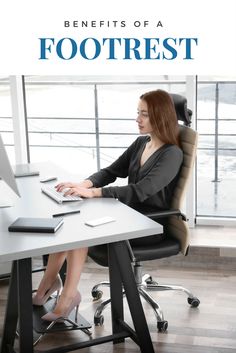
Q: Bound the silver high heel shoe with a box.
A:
[41,291,81,322]
[32,275,62,306]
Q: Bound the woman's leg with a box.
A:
[52,247,88,315]
[36,251,67,297]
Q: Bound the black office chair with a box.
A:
[88,93,200,332]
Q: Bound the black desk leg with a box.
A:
[108,244,124,343]
[0,261,18,353]
[111,241,155,353]
[17,258,34,353]
[0,258,34,353]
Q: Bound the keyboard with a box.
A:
[41,185,82,204]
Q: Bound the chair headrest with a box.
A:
[170,94,192,126]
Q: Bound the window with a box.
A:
[196,78,236,218]
[24,76,186,177]
[0,76,14,162]
[24,76,97,176]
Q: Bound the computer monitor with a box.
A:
[0,134,20,207]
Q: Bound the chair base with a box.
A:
[92,264,200,331]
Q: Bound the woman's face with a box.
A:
[136,99,153,135]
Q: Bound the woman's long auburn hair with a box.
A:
[140,89,180,147]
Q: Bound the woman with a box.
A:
[33,89,183,322]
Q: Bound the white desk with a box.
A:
[0,163,162,353]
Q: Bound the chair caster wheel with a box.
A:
[94,315,104,326]
[188,297,200,307]
[145,276,153,284]
[92,289,103,301]
[157,320,168,332]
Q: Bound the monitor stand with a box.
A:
[0,181,15,208]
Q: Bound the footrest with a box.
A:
[33,297,92,333]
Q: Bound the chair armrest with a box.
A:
[125,209,188,263]
[144,209,188,222]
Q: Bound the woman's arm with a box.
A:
[55,151,130,198]
[56,137,143,199]
[102,146,183,204]
[87,138,141,187]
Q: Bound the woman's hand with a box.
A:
[55,181,101,198]
[56,179,93,192]
[64,186,101,198]
[56,182,79,192]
